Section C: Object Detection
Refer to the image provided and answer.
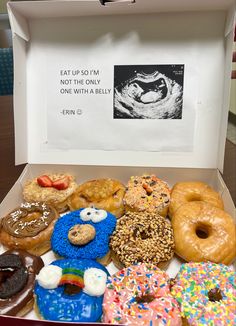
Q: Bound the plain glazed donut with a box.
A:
[103,263,182,325]
[172,201,236,264]
[169,181,224,218]
[171,262,236,326]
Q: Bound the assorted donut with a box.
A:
[0,172,235,325]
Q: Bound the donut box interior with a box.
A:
[1,0,236,325]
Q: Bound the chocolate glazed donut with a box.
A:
[0,249,44,316]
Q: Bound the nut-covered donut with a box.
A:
[124,175,170,217]
[68,178,126,218]
[169,181,224,218]
[172,201,236,264]
[110,211,174,269]
[0,249,44,316]
[0,202,59,256]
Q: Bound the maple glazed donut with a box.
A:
[169,181,224,218]
[68,178,126,218]
[23,173,78,213]
[0,202,59,256]
[172,201,236,264]
[171,262,236,326]
[103,263,182,325]
[124,175,170,217]
[110,211,174,269]
[0,249,44,316]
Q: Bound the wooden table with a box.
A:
[0,95,235,204]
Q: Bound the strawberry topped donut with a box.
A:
[103,263,181,325]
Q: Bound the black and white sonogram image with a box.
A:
[114,65,184,119]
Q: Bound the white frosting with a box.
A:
[36,265,62,289]
[80,208,107,223]
[83,268,107,296]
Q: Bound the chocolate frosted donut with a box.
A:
[0,249,44,316]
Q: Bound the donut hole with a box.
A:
[135,294,155,303]
[187,194,202,202]
[63,284,82,296]
[195,225,210,239]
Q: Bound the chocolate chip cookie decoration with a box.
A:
[68,224,96,245]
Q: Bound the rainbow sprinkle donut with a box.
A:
[103,263,181,325]
[171,262,236,325]
[35,258,109,322]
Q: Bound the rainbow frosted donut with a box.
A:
[171,262,236,325]
[51,208,116,263]
[103,263,181,325]
[34,258,109,322]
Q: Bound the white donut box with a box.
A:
[0,0,236,325]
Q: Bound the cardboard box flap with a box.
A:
[8,0,236,170]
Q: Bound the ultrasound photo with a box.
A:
[114,65,184,119]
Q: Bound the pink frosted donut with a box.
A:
[103,263,181,325]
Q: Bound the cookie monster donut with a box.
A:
[34,258,109,322]
[171,262,236,326]
[51,208,116,265]
[103,263,182,325]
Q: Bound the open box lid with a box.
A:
[7,0,236,170]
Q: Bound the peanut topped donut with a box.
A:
[172,201,236,264]
[169,181,224,218]
[23,174,78,213]
[110,211,174,269]
[0,202,59,256]
[68,178,126,218]
[124,175,170,217]
[103,263,182,325]
[171,262,236,326]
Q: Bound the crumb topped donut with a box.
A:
[172,201,236,264]
[169,181,224,218]
[171,262,236,326]
[51,208,116,265]
[110,211,174,269]
[68,178,126,218]
[0,202,59,256]
[23,174,77,213]
[103,263,181,325]
[124,175,170,217]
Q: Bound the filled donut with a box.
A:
[51,207,116,265]
[169,181,224,218]
[0,249,44,316]
[23,173,78,213]
[110,211,174,269]
[103,263,181,325]
[34,258,109,322]
[124,175,170,217]
[171,262,236,325]
[68,178,126,218]
[172,201,236,264]
[0,202,59,256]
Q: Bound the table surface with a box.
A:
[0,95,235,205]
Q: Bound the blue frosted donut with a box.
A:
[51,208,116,260]
[34,258,109,322]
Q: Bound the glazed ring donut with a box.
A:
[172,201,236,264]
[124,175,170,217]
[0,202,59,256]
[110,211,174,269]
[68,178,126,218]
[0,249,44,316]
[34,258,109,322]
[171,262,236,325]
[103,263,181,325]
[169,181,224,218]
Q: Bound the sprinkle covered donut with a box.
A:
[35,258,109,322]
[51,208,116,264]
[103,263,181,325]
[171,262,236,325]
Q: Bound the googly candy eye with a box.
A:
[83,268,107,296]
[91,209,107,223]
[80,208,97,221]
[36,265,62,289]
